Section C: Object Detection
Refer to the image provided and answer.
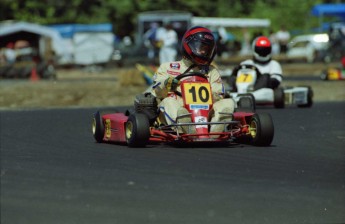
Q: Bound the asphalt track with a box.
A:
[1,102,345,224]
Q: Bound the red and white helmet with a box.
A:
[252,36,272,63]
[181,26,216,65]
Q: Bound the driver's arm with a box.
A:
[209,67,225,101]
[151,63,170,99]
[266,61,283,88]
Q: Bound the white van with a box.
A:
[286,33,329,63]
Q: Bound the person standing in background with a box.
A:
[157,23,178,64]
[4,42,16,64]
[269,29,280,55]
[240,28,251,56]
[276,25,290,54]
[216,26,228,58]
[143,22,159,61]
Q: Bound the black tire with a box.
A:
[41,64,57,80]
[126,113,150,147]
[92,111,104,143]
[0,65,11,78]
[274,87,285,108]
[297,86,313,108]
[236,93,256,112]
[320,70,328,80]
[92,109,119,143]
[21,66,32,78]
[6,67,17,78]
[250,113,274,146]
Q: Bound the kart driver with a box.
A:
[229,36,283,91]
[151,26,235,135]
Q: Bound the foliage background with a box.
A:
[0,0,342,38]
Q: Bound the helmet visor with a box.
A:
[255,46,272,57]
[188,40,215,59]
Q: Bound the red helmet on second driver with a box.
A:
[252,36,272,63]
[181,26,216,66]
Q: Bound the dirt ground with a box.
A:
[0,63,344,110]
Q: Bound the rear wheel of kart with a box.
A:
[250,113,274,146]
[92,109,118,143]
[298,86,313,108]
[126,113,150,147]
[92,111,104,143]
[274,87,285,108]
[236,94,256,112]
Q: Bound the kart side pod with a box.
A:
[92,111,128,143]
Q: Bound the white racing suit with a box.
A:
[230,59,283,91]
[151,58,235,134]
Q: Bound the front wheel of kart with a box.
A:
[125,113,150,147]
[236,93,256,112]
[298,86,313,108]
[274,87,285,108]
[249,113,274,146]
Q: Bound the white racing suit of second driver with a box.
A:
[151,58,235,134]
[237,59,283,90]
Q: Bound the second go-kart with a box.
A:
[224,64,313,108]
[92,72,274,147]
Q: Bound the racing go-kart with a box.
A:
[92,72,274,147]
[225,64,313,108]
[320,57,345,81]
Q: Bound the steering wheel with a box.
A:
[173,72,208,96]
[174,72,208,81]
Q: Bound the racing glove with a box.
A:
[269,77,280,89]
[212,92,223,102]
[164,76,180,92]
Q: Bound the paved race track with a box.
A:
[1,102,345,224]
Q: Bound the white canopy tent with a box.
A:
[192,17,271,28]
[192,17,271,57]
[0,21,67,57]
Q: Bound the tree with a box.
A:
[249,0,323,34]
[0,0,334,38]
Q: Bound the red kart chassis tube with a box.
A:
[101,112,253,143]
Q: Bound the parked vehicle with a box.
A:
[286,33,329,63]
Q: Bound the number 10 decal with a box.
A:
[183,83,212,105]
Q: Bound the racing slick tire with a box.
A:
[92,110,119,143]
[236,93,256,112]
[274,87,285,108]
[250,113,274,146]
[297,86,313,108]
[126,113,150,147]
[92,111,105,143]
